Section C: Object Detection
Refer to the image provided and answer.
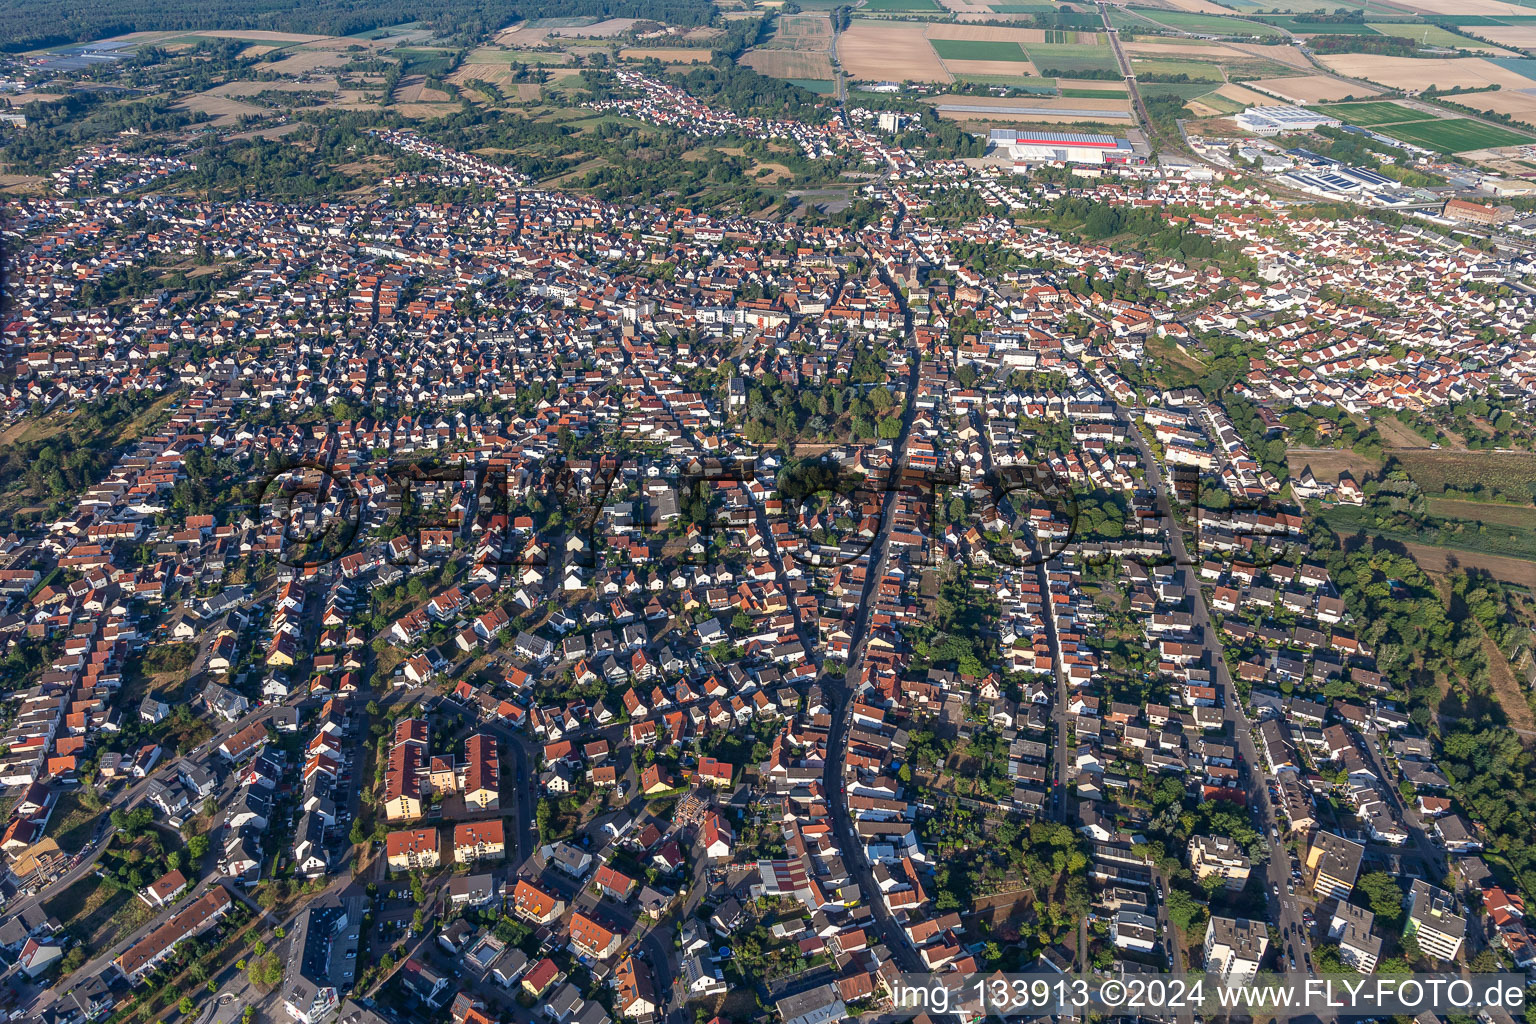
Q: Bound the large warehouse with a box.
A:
[1234,105,1341,136]
[988,129,1137,166]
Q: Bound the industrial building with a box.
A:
[989,128,1137,166]
[1234,105,1341,136]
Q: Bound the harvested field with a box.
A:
[1212,82,1277,106]
[496,23,553,45]
[173,91,264,124]
[217,79,336,96]
[1165,0,1244,12]
[1247,74,1379,103]
[1317,53,1536,91]
[393,102,459,118]
[166,28,325,43]
[1398,0,1535,14]
[1287,451,1384,485]
[269,49,349,73]
[840,20,952,81]
[924,23,1052,43]
[619,47,712,62]
[550,18,641,37]
[1482,27,1536,50]
[768,13,834,46]
[447,66,547,97]
[1226,41,1314,69]
[742,48,836,78]
[394,75,451,103]
[1123,39,1232,57]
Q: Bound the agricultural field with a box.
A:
[765,13,834,48]
[859,0,944,11]
[743,48,837,79]
[1312,99,1424,125]
[839,20,952,81]
[1257,17,1383,34]
[1121,7,1286,37]
[1129,57,1226,79]
[1394,450,1536,500]
[931,39,1031,61]
[1365,22,1511,48]
[1023,41,1120,74]
[1249,73,1380,102]
[1372,115,1533,152]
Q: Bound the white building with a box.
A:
[989,128,1136,166]
[1234,105,1341,136]
[1111,910,1158,953]
[1405,879,1466,961]
[1204,916,1269,987]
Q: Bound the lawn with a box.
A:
[931,39,1032,61]
[1373,116,1532,152]
[46,875,154,956]
[49,790,103,852]
[1314,99,1423,125]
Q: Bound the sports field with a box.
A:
[1313,100,1423,125]
[931,38,1031,60]
[1372,116,1532,151]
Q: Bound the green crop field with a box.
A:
[931,39,1032,61]
[1259,17,1381,33]
[989,2,1058,10]
[1130,57,1226,80]
[1373,116,1532,152]
[1024,42,1120,74]
[1367,22,1500,47]
[788,78,836,93]
[859,0,943,10]
[1061,86,1128,98]
[1395,451,1536,498]
[1129,8,1285,36]
[1313,100,1424,125]
[1139,81,1224,99]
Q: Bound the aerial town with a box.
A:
[2,3,1536,1024]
